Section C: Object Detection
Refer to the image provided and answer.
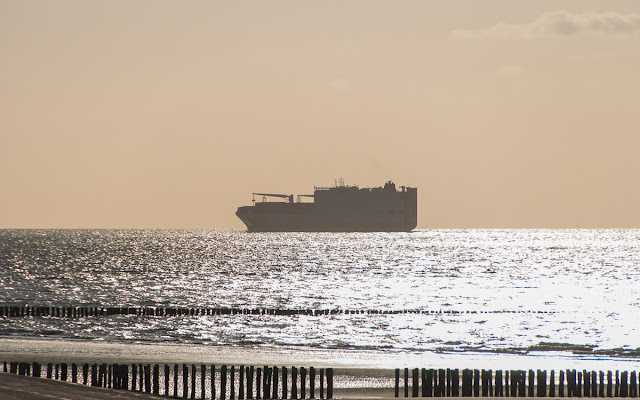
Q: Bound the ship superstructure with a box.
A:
[236,181,417,232]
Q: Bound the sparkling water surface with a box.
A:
[1,229,639,360]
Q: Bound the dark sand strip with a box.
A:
[0,373,163,400]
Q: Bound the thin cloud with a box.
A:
[453,10,640,39]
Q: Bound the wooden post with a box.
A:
[153,364,159,395]
[310,367,315,399]
[482,370,491,397]
[584,370,591,398]
[474,369,480,397]
[550,370,555,398]
[395,368,400,398]
[616,371,620,398]
[61,363,68,382]
[327,368,333,399]
[292,367,298,400]
[301,367,307,400]
[91,364,98,387]
[630,371,637,398]
[577,371,582,397]
[202,365,207,400]
[320,368,324,399]
[495,370,504,397]
[529,370,535,398]
[191,364,196,399]
[404,368,409,398]
[256,367,262,399]
[144,365,151,393]
[621,371,629,398]
[211,365,216,400]
[240,366,245,400]
[412,368,419,397]
[83,364,88,385]
[248,366,254,399]
[282,367,288,400]
[183,364,189,399]
[607,371,613,398]
[462,369,472,397]
[174,364,179,397]
[274,366,280,400]
[600,371,605,398]
[559,370,565,397]
[505,370,510,397]
[165,365,170,397]
[231,365,235,400]
[267,366,273,399]
[221,365,228,400]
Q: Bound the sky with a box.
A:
[1,1,639,229]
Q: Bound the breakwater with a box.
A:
[2,361,333,399]
[0,305,558,318]
[394,368,639,397]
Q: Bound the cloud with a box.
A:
[453,10,640,39]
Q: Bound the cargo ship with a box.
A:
[236,180,417,232]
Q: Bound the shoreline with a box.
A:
[2,338,640,370]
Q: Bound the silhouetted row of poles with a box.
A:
[2,361,333,399]
[395,368,640,397]
[0,305,557,318]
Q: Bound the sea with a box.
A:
[1,229,640,371]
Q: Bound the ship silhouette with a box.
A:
[236,180,417,232]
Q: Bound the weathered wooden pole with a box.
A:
[320,368,324,399]
[282,367,288,400]
[395,368,400,398]
[191,364,196,399]
[292,367,298,400]
[404,368,409,398]
[309,367,315,399]
[202,365,207,400]
[221,365,228,400]
[473,369,480,397]
[83,363,89,385]
[495,370,504,397]
[211,365,216,400]
[412,368,419,397]
[584,370,591,397]
[559,370,565,397]
[61,363,68,382]
[462,369,473,397]
[607,371,613,398]
[248,366,254,399]
[153,364,159,395]
[183,364,189,398]
[529,370,535,397]
[301,367,306,399]
[240,366,245,400]
[144,364,151,393]
[327,368,333,399]
[256,367,262,399]
[273,366,279,400]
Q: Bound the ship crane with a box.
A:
[297,194,314,203]
[253,193,294,204]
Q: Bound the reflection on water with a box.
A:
[1,229,640,357]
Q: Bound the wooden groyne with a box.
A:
[394,368,639,397]
[0,305,558,318]
[1,361,333,399]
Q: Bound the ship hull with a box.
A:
[236,183,417,232]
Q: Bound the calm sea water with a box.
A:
[1,229,640,361]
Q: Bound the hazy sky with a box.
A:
[2,1,639,229]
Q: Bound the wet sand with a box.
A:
[3,338,640,399]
